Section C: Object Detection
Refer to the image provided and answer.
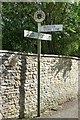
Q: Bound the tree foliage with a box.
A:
[2,2,80,57]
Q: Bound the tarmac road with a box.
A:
[41,99,78,118]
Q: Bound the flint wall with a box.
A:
[0,50,79,119]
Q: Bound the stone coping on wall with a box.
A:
[0,50,80,60]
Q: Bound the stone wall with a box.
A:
[0,50,79,119]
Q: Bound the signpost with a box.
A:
[24,10,47,117]
[24,9,63,117]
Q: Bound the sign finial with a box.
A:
[34,10,45,23]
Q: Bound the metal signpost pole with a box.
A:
[37,22,41,117]
[37,1,41,116]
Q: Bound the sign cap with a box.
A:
[34,10,45,23]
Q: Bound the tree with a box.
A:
[2,2,37,53]
[2,2,80,57]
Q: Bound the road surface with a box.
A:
[41,99,78,118]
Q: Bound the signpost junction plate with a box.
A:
[40,24,63,32]
[24,30,52,41]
